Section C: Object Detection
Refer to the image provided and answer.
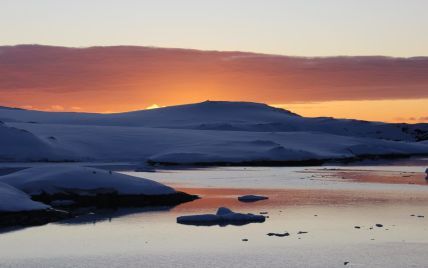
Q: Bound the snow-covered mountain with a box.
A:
[0,101,298,127]
[1,101,427,141]
[1,101,428,164]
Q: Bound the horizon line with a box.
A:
[2,43,428,60]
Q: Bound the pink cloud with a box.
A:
[1,45,428,111]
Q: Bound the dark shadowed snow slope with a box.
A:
[0,123,69,161]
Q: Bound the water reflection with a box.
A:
[57,206,173,225]
[1,164,428,268]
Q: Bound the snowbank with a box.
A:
[177,207,266,226]
[0,123,66,161]
[5,122,428,165]
[0,166,197,226]
[0,182,50,212]
[0,166,176,196]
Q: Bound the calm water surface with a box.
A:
[1,163,428,267]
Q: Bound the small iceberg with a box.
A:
[177,207,266,226]
[238,195,269,203]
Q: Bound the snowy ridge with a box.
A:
[0,101,298,127]
[1,101,428,164]
[1,101,427,141]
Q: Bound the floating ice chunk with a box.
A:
[177,207,265,226]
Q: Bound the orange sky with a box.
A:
[1,45,428,123]
[274,99,428,123]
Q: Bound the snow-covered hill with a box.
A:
[0,166,176,196]
[0,101,298,127]
[0,122,69,161]
[0,182,49,212]
[1,101,427,141]
[0,166,196,225]
[1,101,428,164]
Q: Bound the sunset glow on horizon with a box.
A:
[1,1,428,123]
[8,98,428,124]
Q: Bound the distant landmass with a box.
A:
[1,101,428,164]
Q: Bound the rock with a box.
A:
[354,226,361,229]
[238,195,268,203]
[259,212,268,215]
[242,239,248,242]
[0,209,69,227]
[267,232,290,237]
[375,224,383,227]
[417,215,425,218]
[344,261,350,265]
[50,200,76,207]
[297,231,308,234]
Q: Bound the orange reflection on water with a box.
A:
[172,186,428,212]
[300,169,428,186]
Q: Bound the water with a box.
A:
[1,163,428,267]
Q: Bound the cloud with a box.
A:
[1,45,428,112]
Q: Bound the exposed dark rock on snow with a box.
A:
[34,191,198,209]
[0,209,68,227]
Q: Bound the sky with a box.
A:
[1,0,428,122]
[2,0,428,57]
